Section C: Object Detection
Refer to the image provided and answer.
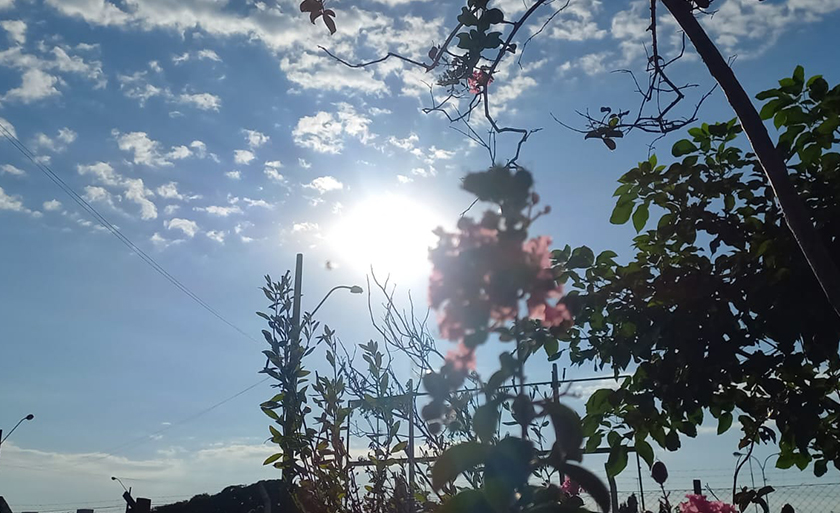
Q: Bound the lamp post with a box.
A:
[111,476,130,493]
[281,253,363,489]
[0,414,35,462]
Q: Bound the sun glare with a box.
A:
[328,194,446,282]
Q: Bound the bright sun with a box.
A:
[328,193,446,282]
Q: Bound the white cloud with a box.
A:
[205,230,225,243]
[194,205,242,217]
[0,117,16,137]
[387,133,419,151]
[264,167,285,184]
[3,68,59,103]
[77,162,120,186]
[242,198,272,209]
[167,145,192,160]
[163,204,180,215]
[178,92,221,111]
[32,128,77,153]
[243,129,269,149]
[298,158,311,169]
[1,164,25,176]
[115,131,172,167]
[305,176,344,194]
[164,218,199,238]
[113,131,201,167]
[43,199,62,211]
[541,0,607,41]
[292,222,319,233]
[224,170,241,180]
[264,160,282,168]
[77,162,158,220]
[149,60,163,73]
[190,140,207,159]
[150,231,181,248]
[123,178,158,220]
[1,19,26,45]
[82,185,116,208]
[0,186,26,213]
[197,49,221,62]
[292,104,375,154]
[234,150,255,165]
[397,174,413,184]
[156,182,184,200]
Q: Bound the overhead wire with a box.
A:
[0,121,258,345]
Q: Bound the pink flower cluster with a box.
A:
[468,69,493,94]
[430,211,570,349]
[561,477,581,496]
[678,495,738,513]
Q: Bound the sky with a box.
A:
[1,0,840,509]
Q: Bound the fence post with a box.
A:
[636,450,646,511]
[606,463,619,513]
[693,479,702,495]
[551,364,559,402]
[407,392,416,513]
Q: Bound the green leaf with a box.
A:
[717,412,733,434]
[816,115,840,135]
[606,444,628,477]
[483,8,504,24]
[262,407,280,421]
[438,490,488,513]
[473,402,500,443]
[632,203,650,233]
[567,246,595,268]
[560,463,611,513]
[672,139,698,157]
[432,442,488,490]
[393,441,408,453]
[263,453,282,465]
[545,402,584,461]
[724,194,735,212]
[793,65,805,85]
[636,440,654,467]
[610,198,634,225]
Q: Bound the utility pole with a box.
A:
[282,253,304,489]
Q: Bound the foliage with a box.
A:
[552,68,840,476]
[423,166,610,513]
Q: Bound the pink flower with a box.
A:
[678,495,738,513]
[468,69,493,94]
[561,476,581,496]
[445,342,477,372]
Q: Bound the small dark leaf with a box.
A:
[672,139,698,157]
[606,444,628,477]
[432,442,488,490]
[603,138,617,150]
[561,463,611,512]
[323,13,336,34]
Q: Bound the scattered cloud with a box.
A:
[1,19,26,45]
[3,68,60,103]
[243,129,269,149]
[0,186,37,215]
[305,176,344,194]
[292,103,375,154]
[77,161,157,220]
[164,218,199,238]
[194,204,242,217]
[292,222,319,233]
[234,150,255,165]
[178,92,221,111]
[205,229,225,243]
[32,127,77,153]
[298,158,311,169]
[225,170,241,180]
[113,130,202,167]
[43,199,62,211]
[1,164,25,176]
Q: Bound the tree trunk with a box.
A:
[661,0,840,318]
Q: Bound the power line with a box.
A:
[0,122,259,345]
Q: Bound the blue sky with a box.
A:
[1,0,840,508]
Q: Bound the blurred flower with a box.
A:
[468,69,493,94]
[678,495,737,513]
[561,476,581,496]
[446,342,477,372]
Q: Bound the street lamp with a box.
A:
[111,476,130,494]
[309,285,364,318]
[0,413,35,461]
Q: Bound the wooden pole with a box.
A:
[661,0,840,318]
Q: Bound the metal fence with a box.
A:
[575,483,840,513]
